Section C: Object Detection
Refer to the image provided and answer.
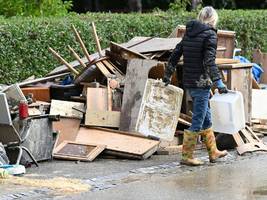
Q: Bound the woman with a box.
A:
[163,6,228,166]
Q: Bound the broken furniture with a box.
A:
[135,79,184,141]
[53,141,105,162]
[0,93,38,166]
[21,87,50,102]
[173,26,236,58]
[119,59,164,132]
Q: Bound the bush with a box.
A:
[0,0,72,17]
[0,10,266,84]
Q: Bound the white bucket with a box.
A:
[210,90,245,134]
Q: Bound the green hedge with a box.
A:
[0,10,266,84]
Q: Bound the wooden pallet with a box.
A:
[233,126,267,155]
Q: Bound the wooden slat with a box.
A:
[85,110,120,128]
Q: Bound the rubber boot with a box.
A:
[201,127,228,163]
[180,130,204,166]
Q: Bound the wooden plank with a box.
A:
[85,110,120,128]
[215,58,240,65]
[218,63,253,70]
[119,59,159,132]
[128,37,182,53]
[86,87,108,111]
[253,49,267,84]
[53,140,105,161]
[76,127,160,159]
[135,79,184,141]
[18,72,70,87]
[53,118,81,147]
[50,100,84,119]
[110,41,149,59]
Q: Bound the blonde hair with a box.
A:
[198,6,218,28]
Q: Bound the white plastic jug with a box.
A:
[210,90,245,134]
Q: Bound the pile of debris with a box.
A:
[1,22,267,173]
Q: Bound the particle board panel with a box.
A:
[50,100,84,119]
[76,127,160,159]
[85,110,120,128]
[53,118,81,147]
[135,79,184,141]
[53,141,105,161]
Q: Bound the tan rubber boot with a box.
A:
[180,130,204,166]
[201,127,228,163]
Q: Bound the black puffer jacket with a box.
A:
[165,20,221,88]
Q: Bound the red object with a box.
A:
[19,100,29,119]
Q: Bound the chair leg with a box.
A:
[13,146,23,165]
[21,146,39,167]
[10,146,39,167]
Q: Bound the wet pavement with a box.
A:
[1,148,267,200]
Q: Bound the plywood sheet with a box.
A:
[21,87,50,102]
[85,110,120,128]
[50,100,84,119]
[53,118,81,147]
[135,79,183,141]
[86,88,108,111]
[76,127,159,157]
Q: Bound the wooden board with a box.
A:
[86,88,108,111]
[253,49,267,84]
[128,37,182,53]
[157,145,182,155]
[21,87,50,102]
[50,100,84,119]
[53,141,105,161]
[53,118,81,147]
[76,127,160,159]
[119,59,159,132]
[135,79,184,141]
[85,110,120,128]
[110,41,149,60]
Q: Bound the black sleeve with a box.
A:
[164,40,183,79]
[203,31,221,82]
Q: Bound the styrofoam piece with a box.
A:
[135,79,184,141]
[210,90,245,134]
[252,89,267,120]
[0,93,12,125]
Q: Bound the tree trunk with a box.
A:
[128,0,142,12]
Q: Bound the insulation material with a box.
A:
[135,79,183,141]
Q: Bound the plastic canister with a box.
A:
[210,90,245,134]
